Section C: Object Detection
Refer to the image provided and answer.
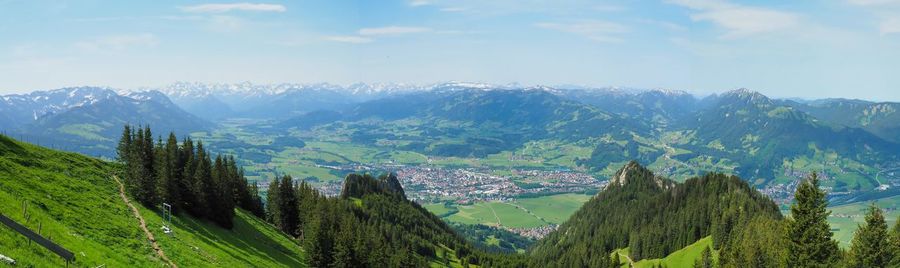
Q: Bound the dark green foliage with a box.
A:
[786,173,840,267]
[529,162,782,267]
[265,173,528,267]
[847,204,893,267]
[892,215,900,267]
[718,216,788,268]
[116,124,264,229]
[693,246,713,268]
[449,223,535,253]
[339,172,405,199]
[276,175,299,236]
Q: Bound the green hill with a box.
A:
[0,134,304,267]
[529,161,782,267]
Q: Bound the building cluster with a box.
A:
[394,166,603,202]
[507,225,558,240]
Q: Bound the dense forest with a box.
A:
[265,173,530,267]
[529,161,783,266]
[116,125,265,228]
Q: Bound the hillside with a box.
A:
[0,134,304,267]
[279,89,647,158]
[788,99,900,143]
[529,161,782,267]
[290,173,527,267]
[0,87,211,157]
[677,89,900,186]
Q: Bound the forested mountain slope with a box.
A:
[529,161,782,267]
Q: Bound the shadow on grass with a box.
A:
[164,209,304,266]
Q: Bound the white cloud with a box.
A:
[74,33,159,51]
[409,0,430,7]
[180,3,286,13]
[323,35,374,44]
[440,7,467,12]
[535,20,628,43]
[359,26,432,36]
[847,0,900,6]
[668,0,799,38]
[593,4,626,12]
[881,18,900,34]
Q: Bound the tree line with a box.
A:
[717,172,900,268]
[116,125,264,228]
[264,173,528,267]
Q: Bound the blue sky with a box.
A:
[1,0,899,101]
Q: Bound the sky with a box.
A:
[1,0,899,101]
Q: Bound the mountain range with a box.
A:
[0,87,210,157]
[2,82,898,196]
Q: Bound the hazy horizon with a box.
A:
[2,0,900,101]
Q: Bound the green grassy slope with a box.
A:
[614,236,717,268]
[0,134,304,267]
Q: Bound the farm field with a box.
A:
[827,194,900,247]
[427,193,592,229]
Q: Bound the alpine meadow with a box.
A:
[2,1,900,267]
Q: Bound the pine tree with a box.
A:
[179,137,195,210]
[266,177,281,224]
[189,142,211,218]
[116,125,132,163]
[161,132,181,213]
[277,175,299,236]
[787,172,840,267]
[847,203,892,267]
[891,215,900,266]
[153,136,168,208]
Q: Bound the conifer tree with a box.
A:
[161,132,181,212]
[189,141,211,217]
[116,124,132,163]
[266,177,281,224]
[787,172,840,267]
[891,216,900,266]
[277,175,299,236]
[694,246,713,268]
[847,204,892,267]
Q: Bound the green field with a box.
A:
[428,193,592,229]
[827,195,900,248]
[517,193,593,224]
[0,134,305,267]
[445,201,547,228]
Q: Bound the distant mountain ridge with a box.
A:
[0,87,211,157]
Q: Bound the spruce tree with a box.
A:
[190,142,211,217]
[162,133,181,212]
[847,203,892,267]
[787,172,840,267]
[277,175,299,236]
[266,177,281,224]
[180,137,196,210]
[891,216,900,266]
[116,125,132,163]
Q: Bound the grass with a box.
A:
[57,123,112,141]
[445,202,547,228]
[423,203,457,217]
[437,193,593,228]
[620,236,716,268]
[827,195,900,248]
[516,194,592,224]
[0,134,305,267]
